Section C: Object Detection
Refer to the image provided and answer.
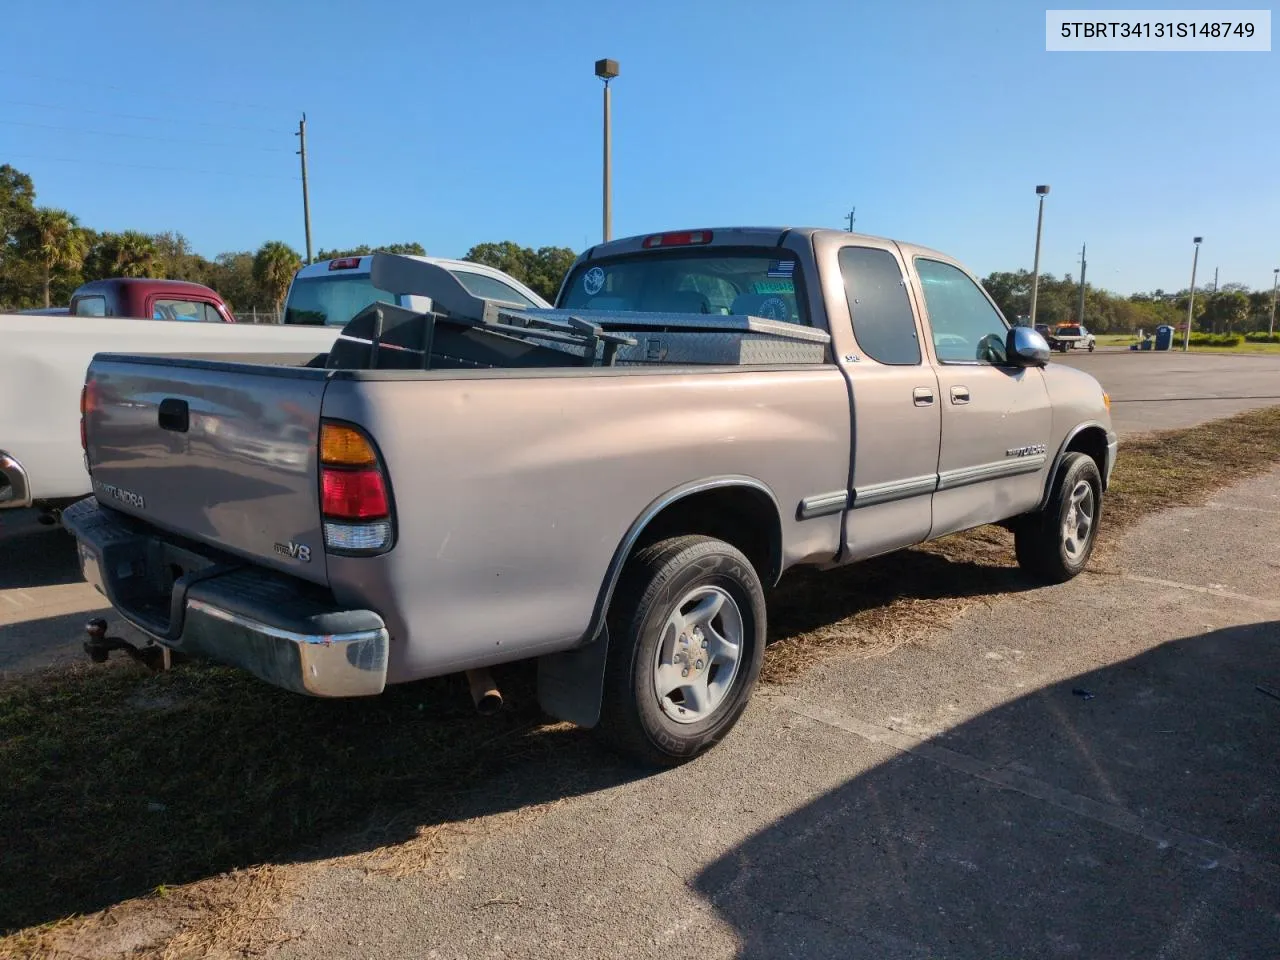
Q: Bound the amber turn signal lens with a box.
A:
[320,423,377,466]
[1102,391,1111,411]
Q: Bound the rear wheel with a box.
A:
[1015,452,1103,583]
[596,535,766,767]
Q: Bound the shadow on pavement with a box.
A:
[695,622,1280,959]
[0,510,79,590]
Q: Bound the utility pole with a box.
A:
[594,59,619,242]
[296,113,313,264]
[1076,242,1087,325]
[1212,267,1218,294]
[1269,267,1278,337]
[1029,185,1050,326]
[1183,236,1202,352]
[844,206,856,232]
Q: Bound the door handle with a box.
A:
[158,398,189,433]
[950,385,971,405]
[913,387,934,406]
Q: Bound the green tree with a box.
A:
[208,251,258,313]
[85,231,160,280]
[462,241,576,302]
[315,242,426,260]
[0,165,37,307]
[253,241,302,310]
[22,208,90,306]
[152,231,213,283]
[1200,290,1249,333]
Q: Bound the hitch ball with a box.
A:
[84,618,111,663]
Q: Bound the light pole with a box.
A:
[1182,236,1202,351]
[1028,185,1050,326]
[1266,267,1279,337]
[594,58,619,243]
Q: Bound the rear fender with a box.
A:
[537,475,782,728]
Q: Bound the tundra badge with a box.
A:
[274,541,312,563]
[1006,443,1047,458]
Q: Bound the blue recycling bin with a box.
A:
[1154,325,1174,351]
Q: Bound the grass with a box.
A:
[4,405,1280,955]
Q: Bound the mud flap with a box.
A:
[536,627,610,729]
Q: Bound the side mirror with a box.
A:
[1006,325,1051,367]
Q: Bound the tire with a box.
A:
[1015,452,1103,584]
[596,535,766,767]
[1088,341,1095,353]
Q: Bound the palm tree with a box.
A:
[112,231,159,278]
[253,241,302,311]
[29,207,89,307]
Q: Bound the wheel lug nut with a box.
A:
[696,660,704,669]
[681,668,689,677]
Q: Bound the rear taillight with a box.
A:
[642,230,713,249]
[319,421,393,553]
[79,381,98,454]
[328,257,361,270]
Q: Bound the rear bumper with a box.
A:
[0,451,32,509]
[62,497,388,697]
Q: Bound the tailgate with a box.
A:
[85,356,330,584]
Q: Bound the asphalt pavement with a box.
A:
[1056,348,1280,434]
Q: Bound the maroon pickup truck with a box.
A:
[68,278,237,323]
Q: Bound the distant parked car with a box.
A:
[69,277,237,323]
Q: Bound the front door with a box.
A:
[911,257,1053,538]
[837,244,942,562]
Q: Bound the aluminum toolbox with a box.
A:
[506,309,831,366]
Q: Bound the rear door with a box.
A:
[86,357,329,583]
[909,256,1052,539]
[837,242,942,561]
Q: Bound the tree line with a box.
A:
[2,163,1273,331]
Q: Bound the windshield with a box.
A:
[283,274,396,326]
[559,249,810,325]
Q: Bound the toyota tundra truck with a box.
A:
[63,226,1117,766]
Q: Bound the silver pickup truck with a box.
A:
[63,226,1117,766]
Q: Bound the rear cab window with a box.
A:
[838,246,920,365]
[283,274,397,326]
[559,248,810,326]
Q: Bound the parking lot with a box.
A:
[2,349,1279,958]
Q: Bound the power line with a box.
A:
[0,98,291,135]
[0,117,293,153]
[0,71,282,114]
[5,153,301,182]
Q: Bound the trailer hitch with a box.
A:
[83,618,174,671]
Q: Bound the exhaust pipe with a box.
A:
[466,668,503,716]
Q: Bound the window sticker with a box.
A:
[582,266,606,296]
[752,279,795,294]
[766,260,796,278]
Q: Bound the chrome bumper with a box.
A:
[65,497,388,697]
[0,451,32,509]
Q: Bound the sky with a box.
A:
[1,0,1276,295]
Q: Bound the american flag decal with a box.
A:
[767,260,796,278]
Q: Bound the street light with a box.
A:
[1028,185,1050,326]
[1182,236,1202,351]
[594,58,619,243]
[1270,267,1279,337]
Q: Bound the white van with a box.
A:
[282,253,551,327]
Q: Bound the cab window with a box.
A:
[915,259,1009,364]
[72,296,107,316]
[839,246,920,365]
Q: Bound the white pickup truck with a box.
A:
[0,313,342,521]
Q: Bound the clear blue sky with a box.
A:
[2,0,1276,294]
